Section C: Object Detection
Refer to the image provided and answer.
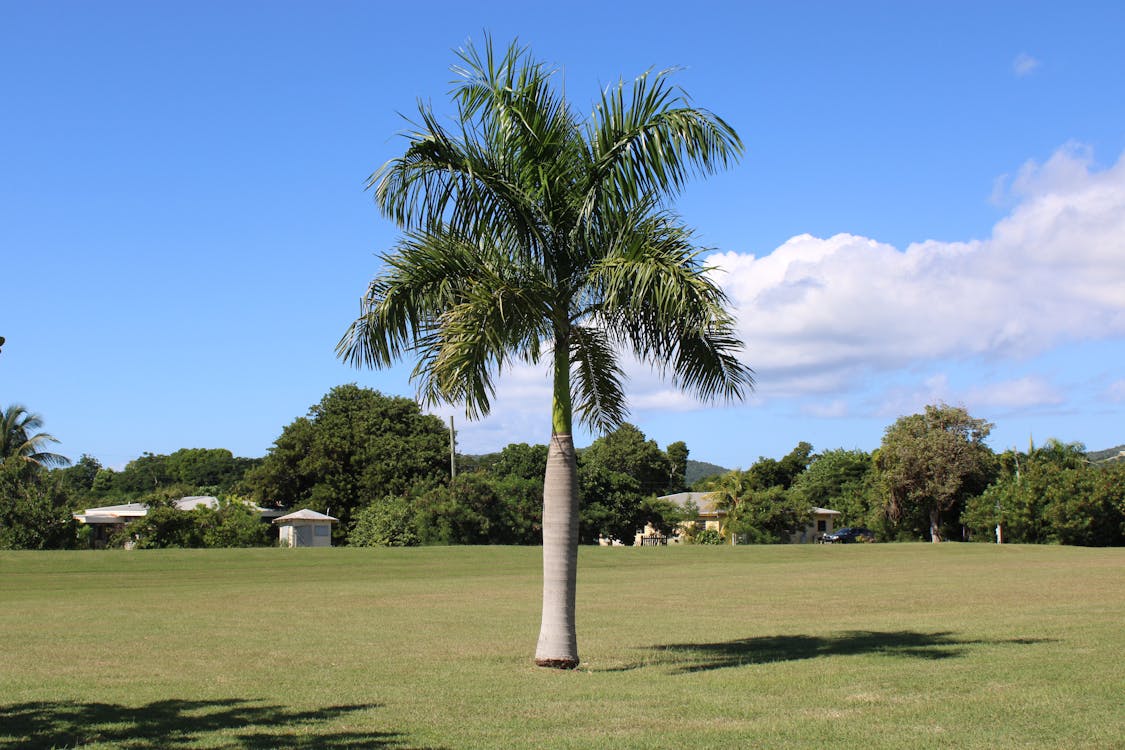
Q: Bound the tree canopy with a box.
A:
[244,384,449,533]
[876,403,996,542]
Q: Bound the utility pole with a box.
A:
[449,416,457,480]
[999,448,1020,545]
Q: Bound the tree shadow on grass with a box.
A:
[604,630,1055,674]
[0,698,445,749]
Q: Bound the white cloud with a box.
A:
[429,144,1125,451]
[963,376,1065,410]
[711,144,1125,400]
[800,399,850,418]
[868,374,954,418]
[1013,52,1040,77]
[1107,380,1125,403]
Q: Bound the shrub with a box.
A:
[693,529,724,545]
[350,496,420,547]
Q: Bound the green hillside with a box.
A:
[1087,444,1125,464]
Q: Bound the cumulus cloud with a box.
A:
[963,376,1065,410]
[711,144,1125,399]
[431,144,1125,451]
[800,399,850,418]
[1013,52,1040,77]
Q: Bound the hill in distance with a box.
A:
[685,459,731,486]
[1087,445,1125,465]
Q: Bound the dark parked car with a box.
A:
[821,527,875,544]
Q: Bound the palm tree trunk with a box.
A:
[536,432,579,668]
[535,335,580,669]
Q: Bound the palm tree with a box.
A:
[1,404,70,468]
[708,470,753,544]
[338,38,752,668]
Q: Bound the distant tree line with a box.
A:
[1,392,1122,549]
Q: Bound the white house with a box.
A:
[73,497,287,548]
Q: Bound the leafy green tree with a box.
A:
[0,457,78,549]
[727,486,811,543]
[581,424,672,497]
[745,442,813,491]
[705,468,810,544]
[349,494,421,547]
[480,443,549,481]
[122,505,203,548]
[245,384,449,534]
[115,452,173,494]
[1,404,70,468]
[337,39,750,668]
[413,473,518,545]
[638,494,689,536]
[789,449,876,525]
[875,404,996,542]
[665,441,690,494]
[90,467,118,496]
[164,448,259,493]
[198,497,271,548]
[491,474,543,544]
[577,461,643,543]
[963,446,1124,546]
[55,454,103,503]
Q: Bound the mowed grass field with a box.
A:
[2,544,1122,749]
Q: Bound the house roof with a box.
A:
[73,503,149,524]
[175,496,219,511]
[274,509,338,524]
[74,498,288,524]
[658,493,841,518]
[658,491,724,516]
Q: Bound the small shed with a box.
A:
[274,509,338,547]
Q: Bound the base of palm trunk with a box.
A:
[535,657,579,669]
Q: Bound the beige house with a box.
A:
[638,492,841,545]
[274,509,338,547]
[633,491,724,545]
[792,507,842,544]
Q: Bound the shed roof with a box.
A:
[274,509,338,524]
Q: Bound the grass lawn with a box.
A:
[1,543,1122,748]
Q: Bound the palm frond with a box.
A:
[1,404,70,468]
[587,209,754,403]
[338,227,552,419]
[568,326,627,433]
[581,69,743,223]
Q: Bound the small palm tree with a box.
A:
[1,404,70,468]
[339,38,752,668]
[708,470,752,543]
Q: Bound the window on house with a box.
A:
[817,520,827,532]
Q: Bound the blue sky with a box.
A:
[3,1,1124,470]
